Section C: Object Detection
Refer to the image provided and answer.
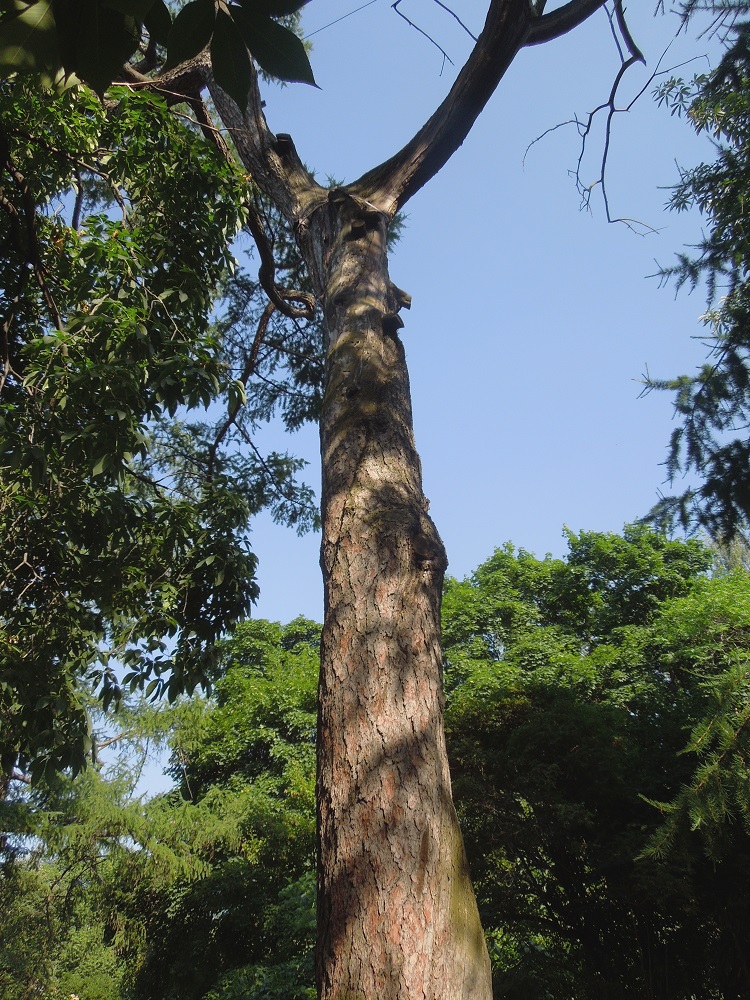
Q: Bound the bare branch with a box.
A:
[615,0,645,64]
[526,1,666,234]
[392,0,454,71]
[389,0,481,74]
[431,0,478,40]
[391,0,480,69]
[95,730,136,752]
[353,0,615,213]
[243,194,316,321]
[71,167,84,231]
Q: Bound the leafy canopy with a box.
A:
[0,77,320,780]
[0,0,315,103]
[442,527,750,998]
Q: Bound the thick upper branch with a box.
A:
[118,54,213,105]
[121,51,322,226]
[208,65,324,225]
[526,0,607,45]
[351,0,607,214]
[352,0,530,214]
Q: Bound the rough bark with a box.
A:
[200,4,620,995]
[311,192,492,1000]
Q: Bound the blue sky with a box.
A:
[244,0,721,625]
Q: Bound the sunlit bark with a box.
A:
[313,193,491,1000]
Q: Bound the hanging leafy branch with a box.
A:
[643,18,750,537]
[0,0,316,101]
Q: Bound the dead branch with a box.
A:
[353,0,535,212]
[525,1,674,234]
[353,0,613,213]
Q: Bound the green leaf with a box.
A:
[142,0,171,46]
[227,378,247,417]
[230,4,316,86]
[164,0,214,70]
[55,0,141,93]
[210,9,253,111]
[52,1,102,84]
[0,0,61,80]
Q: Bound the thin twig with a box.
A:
[526,2,686,235]
[392,0,454,70]
[431,0,477,41]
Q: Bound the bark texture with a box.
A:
[201,5,615,994]
[313,193,492,1000]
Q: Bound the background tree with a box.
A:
[442,527,750,998]
[0,618,320,1000]
[131,617,319,1000]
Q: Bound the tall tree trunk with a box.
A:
[208,5,612,989]
[312,192,492,999]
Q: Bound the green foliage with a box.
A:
[0,765,152,1000]
[647,13,750,537]
[442,527,750,998]
[0,79,241,776]
[0,79,321,780]
[0,0,314,106]
[441,524,710,673]
[1,619,320,1000]
[4,534,750,999]
[114,620,319,1000]
[643,572,750,861]
[202,874,316,1000]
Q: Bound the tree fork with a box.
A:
[313,192,491,999]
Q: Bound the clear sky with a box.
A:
[245,0,721,625]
